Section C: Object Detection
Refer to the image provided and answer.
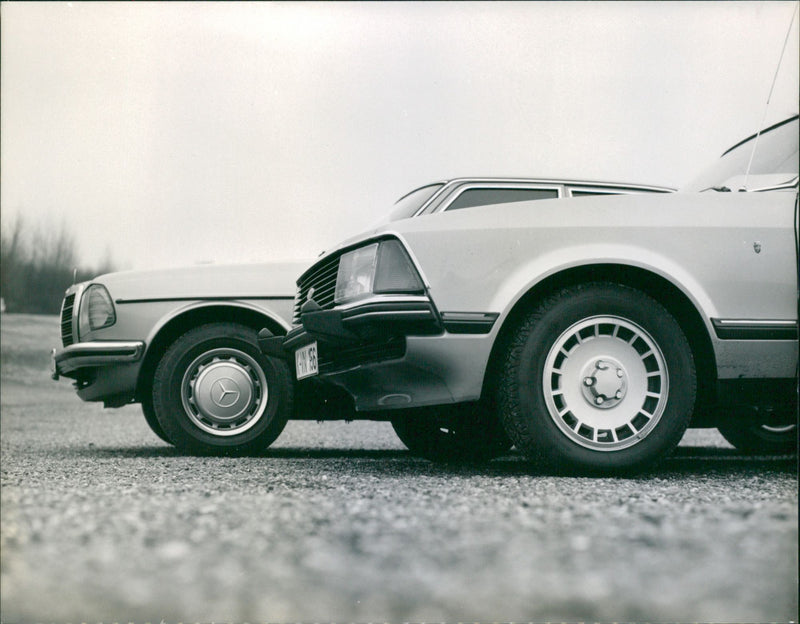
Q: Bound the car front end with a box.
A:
[273,234,501,413]
[52,262,304,410]
[52,280,145,406]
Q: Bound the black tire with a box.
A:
[718,416,798,455]
[141,395,173,444]
[498,283,696,473]
[391,402,512,462]
[152,323,292,455]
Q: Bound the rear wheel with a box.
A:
[498,283,696,473]
[718,412,797,455]
[391,402,512,462]
[152,323,291,454]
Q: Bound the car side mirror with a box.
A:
[721,173,799,192]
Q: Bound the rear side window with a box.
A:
[445,188,559,211]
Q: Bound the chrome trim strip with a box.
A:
[441,312,499,322]
[715,319,796,326]
[53,341,145,375]
[117,295,294,304]
[712,319,798,340]
[344,309,434,322]
[411,177,675,217]
[336,294,431,313]
[441,311,500,335]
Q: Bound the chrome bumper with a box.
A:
[51,341,145,380]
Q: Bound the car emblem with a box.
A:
[307,287,316,302]
[211,378,241,408]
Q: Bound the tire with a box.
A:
[498,283,696,473]
[141,395,173,444]
[152,323,292,455]
[718,415,798,455]
[391,402,512,462]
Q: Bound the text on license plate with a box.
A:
[295,342,318,380]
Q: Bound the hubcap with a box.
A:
[543,316,669,451]
[181,348,268,437]
[580,357,628,409]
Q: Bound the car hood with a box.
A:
[93,261,311,300]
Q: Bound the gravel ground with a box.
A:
[1,314,798,623]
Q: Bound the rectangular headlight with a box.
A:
[334,239,424,305]
[335,243,379,304]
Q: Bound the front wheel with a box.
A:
[498,283,696,473]
[391,402,512,462]
[141,395,173,444]
[152,323,292,454]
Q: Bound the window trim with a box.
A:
[424,182,565,215]
[566,185,657,197]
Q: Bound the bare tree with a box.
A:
[1,215,115,314]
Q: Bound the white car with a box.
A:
[278,116,799,472]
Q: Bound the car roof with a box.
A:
[431,177,674,193]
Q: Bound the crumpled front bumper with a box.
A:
[260,295,441,357]
[259,296,496,412]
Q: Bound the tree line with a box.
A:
[1,218,116,315]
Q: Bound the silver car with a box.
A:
[278,116,799,472]
[52,179,667,454]
[52,262,306,453]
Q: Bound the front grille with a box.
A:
[293,254,340,324]
[61,293,76,347]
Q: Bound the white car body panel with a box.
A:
[383,191,796,321]
[54,261,310,405]
[364,191,797,382]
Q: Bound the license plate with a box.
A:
[295,342,318,380]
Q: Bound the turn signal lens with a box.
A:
[374,239,424,295]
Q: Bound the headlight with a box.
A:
[78,284,116,337]
[334,239,424,304]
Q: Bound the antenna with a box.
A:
[73,268,77,285]
[743,2,799,190]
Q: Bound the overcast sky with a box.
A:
[2,1,798,271]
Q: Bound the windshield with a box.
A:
[681,116,799,192]
[386,183,445,221]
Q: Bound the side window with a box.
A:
[445,188,559,211]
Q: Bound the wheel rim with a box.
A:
[181,348,268,437]
[759,424,796,434]
[543,316,669,451]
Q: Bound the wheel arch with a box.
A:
[135,303,290,403]
[483,264,718,417]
